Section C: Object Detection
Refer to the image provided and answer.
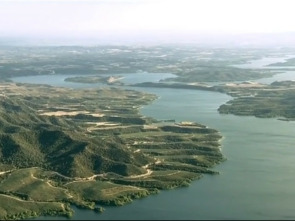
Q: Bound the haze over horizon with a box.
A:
[1,0,295,46]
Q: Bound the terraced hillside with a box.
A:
[217,81,295,120]
[0,82,224,220]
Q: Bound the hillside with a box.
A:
[0,82,224,220]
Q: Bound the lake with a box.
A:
[14,56,295,220]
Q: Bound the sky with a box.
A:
[1,0,295,44]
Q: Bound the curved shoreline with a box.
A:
[4,47,295,218]
[0,82,224,220]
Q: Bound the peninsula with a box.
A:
[0,82,224,220]
[1,45,293,220]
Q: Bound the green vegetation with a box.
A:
[0,46,277,82]
[0,194,73,220]
[65,76,108,83]
[131,82,217,91]
[65,75,124,85]
[0,82,224,219]
[166,66,273,83]
[1,45,292,220]
[65,180,150,206]
[217,81,295,120]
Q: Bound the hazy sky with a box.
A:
[1,0,295,40]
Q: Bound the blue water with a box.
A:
[231,55,295,69]
[12,73,176,89]
[14,59,295,220]
[232,55,295,84]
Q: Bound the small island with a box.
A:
[65,75,124,85]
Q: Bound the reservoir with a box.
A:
[13,56,295,220]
